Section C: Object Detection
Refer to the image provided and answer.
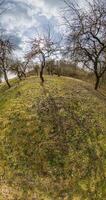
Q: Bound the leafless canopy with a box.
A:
[0,37,14,87]
[63,0,106,89]
[27,25,61,83]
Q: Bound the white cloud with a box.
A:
[0,0,89,59]
[15,0,60,19]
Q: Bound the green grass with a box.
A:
[0,76,106,200]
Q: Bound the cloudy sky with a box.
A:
[0,0,87,59]
[0,0,64,57]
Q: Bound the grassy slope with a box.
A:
[0,76,106,200]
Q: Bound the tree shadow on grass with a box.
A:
[83,84,106,102]
[34,87,105,199]
[0,87,105,199]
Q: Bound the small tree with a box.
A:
[27,26,61,83]
[10,58,31,80]
[0,38,14,88]
[10,60,23,80]
[63,0,106,90]
[46,59,55,75]
[33,64,39,76]
[27,39,55,83]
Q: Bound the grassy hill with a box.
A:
[0,76,106,200]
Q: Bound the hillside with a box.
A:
[0,76,106,200]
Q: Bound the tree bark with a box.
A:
[95,76,100,90]
[21,71,26,78]
[57,67,61,77]
[4,70,11,88]
[40,63,45,83]
[17,73,22,81]
[40,52,45,84]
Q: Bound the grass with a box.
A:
[0,76,106,200]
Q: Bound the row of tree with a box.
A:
[0,0,106,90]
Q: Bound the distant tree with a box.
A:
[25,61,39,76]
[46,59,55,75]
[10,60,24,80]
[63,0,106,90]
[22,59,30,77]
[10,58,30,80]
[33,64,39,76]
[55,60,61,77]
[0,38,14,88]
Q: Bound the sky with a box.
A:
[0,0,92,81]
[0,0,65,58]
[0,0,88,59]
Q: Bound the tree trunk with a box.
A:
[57,68,61,77]
[95,76,100,90]
[22,71,26,78]
[40,63,45,84]
[40,52,45,84]
[17,73,22,81]
[4,70,11,88]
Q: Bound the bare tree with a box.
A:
[27,26,61,83]
[33,63,39,76]
[0,0,13,86]
[46,59,55,75]
[22,59,30,77]
[10,58,30,80]
[63,0,106,90]
[10,60,24,80]
[0,37,14,87]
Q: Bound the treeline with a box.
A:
[28,60,88,80]
[0,0,106,90]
